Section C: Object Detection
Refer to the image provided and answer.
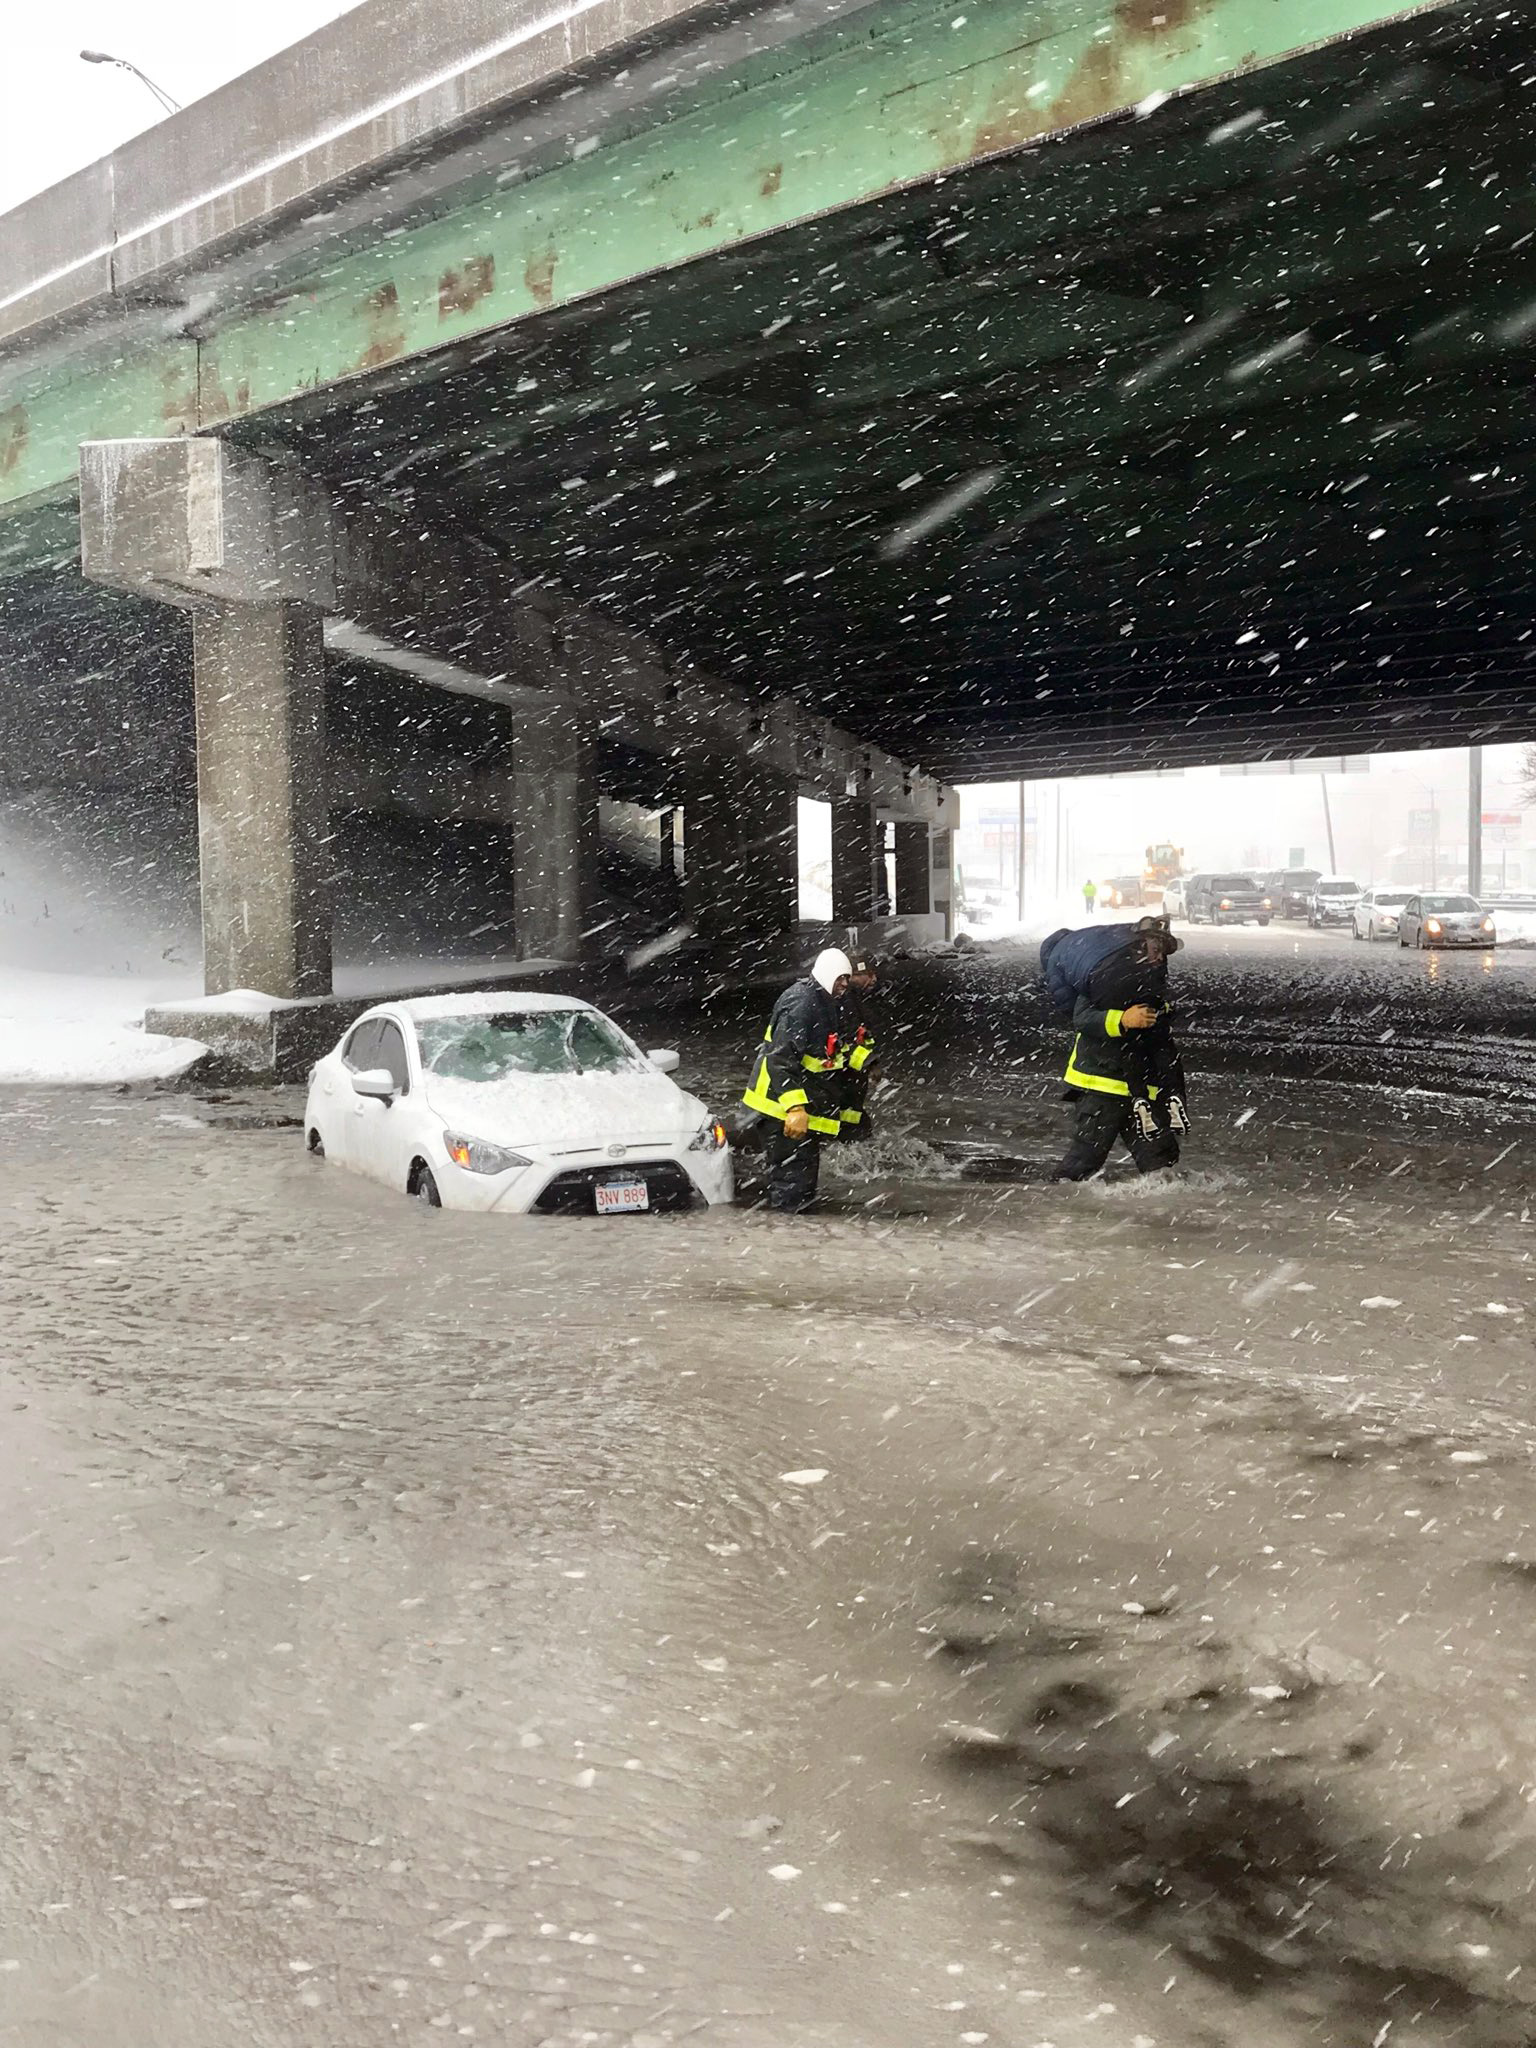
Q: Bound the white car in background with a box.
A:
[304,992,733,1214]
[1352,886,1414,941]
[1160,876,1188,919]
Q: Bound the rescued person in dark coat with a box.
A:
[1040,916,1189,1183]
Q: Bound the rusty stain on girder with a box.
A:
[0,405,26,477]
[356,281,407,369]
[524,247,558,308]
[439,255,496,319]
[760,163,783,197]
[159,360,201,431]
[960,0,1212,159]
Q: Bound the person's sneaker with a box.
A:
[1130,1097,1160,1141]
[1165,1094,1191,1135]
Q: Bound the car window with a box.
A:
[1404,898,1419,913]
[418,1009,644,1081]
[375,1021,411,1094]
[1317,881,1359,895]
[1375,891,1411,907]
[1211,874,1257,890]
[1421,895,1478,913]
[343,1019,384,1071]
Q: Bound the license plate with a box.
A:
[595,1179,649,1214]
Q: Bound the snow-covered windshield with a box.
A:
[1374,892,1412,906]
[1420,895,1479,913]
[1211,874,1258,891]
[418,1010,642,1081]
[1318,881,1360,896]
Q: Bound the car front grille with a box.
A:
[533,1160,697,1215]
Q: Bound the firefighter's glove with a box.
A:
[783,1106,811,1140]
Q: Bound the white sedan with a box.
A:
[304,992,733,1214]
[1352,886,1413,941]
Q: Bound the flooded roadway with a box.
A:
[2,928,1535,2048]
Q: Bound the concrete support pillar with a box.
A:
[930,826,956,939]
[509,704,599,961]
[831,795,879,924]
[893,821,933,917]
[193,600,332,998]
[684,770,797,952]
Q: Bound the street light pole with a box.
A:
[1318,772,1337,872]
[1467,744,1484,898]
[79,50,181,114]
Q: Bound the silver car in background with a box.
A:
[1396,894,1497,949]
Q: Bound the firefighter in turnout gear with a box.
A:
[836,953,880,1142]
[743,948,853,1211]
[1050,917,1187,1182]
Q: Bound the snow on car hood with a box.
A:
[424,1067,708,1150]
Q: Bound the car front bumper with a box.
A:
[439,1143,734,1214]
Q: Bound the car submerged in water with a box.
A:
[304,993,734,1213]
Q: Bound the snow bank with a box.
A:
[0,968,205,1085]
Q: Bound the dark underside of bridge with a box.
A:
[22,0,1536,785]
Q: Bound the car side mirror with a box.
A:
[351,1067,396,1100]
[647,1048,681,1074]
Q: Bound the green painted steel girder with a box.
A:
[0,0,1430,521]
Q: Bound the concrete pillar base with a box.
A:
[831,795,880,925]
[509,704,599,961]
[684,770,797,966]
[893,820,932,917]
[194,600,332,998]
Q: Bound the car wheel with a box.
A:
[1258,917,1269,927]
[307,1128,325,1157]
[409,1161,442,1207]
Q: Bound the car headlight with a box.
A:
[443,1131,532,1174]
[1425,919,1442,935]
[689,1119,729,1152]
[1483,918,1496,932]
[1262,898,1272,908]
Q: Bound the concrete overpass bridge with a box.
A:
[3,0,1534,998]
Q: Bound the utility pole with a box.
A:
[1016,779,1027,924]
[1318,772,1337,872]
[1467,744,1484,898]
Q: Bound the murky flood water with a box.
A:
[3,944,1535,2047]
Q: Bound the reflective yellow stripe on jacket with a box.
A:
[1062,1035,1160,1099]
[742,1034,843,1135]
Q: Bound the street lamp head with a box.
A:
[78,49,180,112]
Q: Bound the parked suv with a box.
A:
[1307,877,1363,927]
[1264,868,1321,920]
[1186,873,1272,926]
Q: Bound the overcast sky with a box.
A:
[1,0,356,214]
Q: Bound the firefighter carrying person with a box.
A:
[836,952,880,1143]
[743,948,853,1212]
[1041,916,1189,1182]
